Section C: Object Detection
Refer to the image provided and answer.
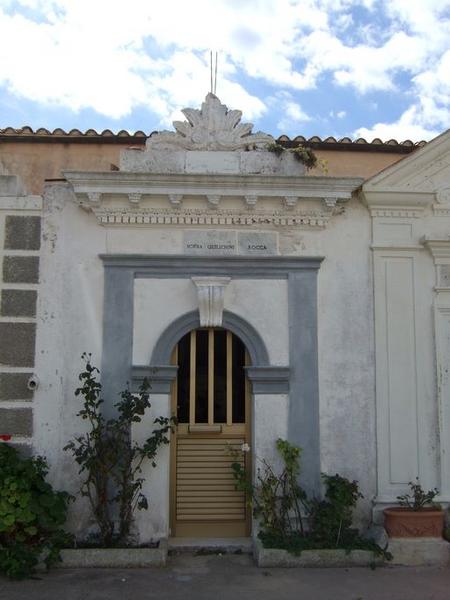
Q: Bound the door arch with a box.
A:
[170,327,251,538]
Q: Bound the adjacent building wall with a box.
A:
[363,129,450,514]
[0,175,42,453]
[0,136,410,194]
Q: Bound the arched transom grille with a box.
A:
[175,329,246,426]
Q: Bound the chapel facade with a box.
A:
[0,94,449,541]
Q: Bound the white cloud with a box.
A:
[354,106,441,142]
[329,110,346,119]
[267,91,310,133]
[0,0,449,140]
[277,103,311,133]
[354,45,450,142]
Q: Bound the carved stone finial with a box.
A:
[191,276,231,327]
[147,93,273,151]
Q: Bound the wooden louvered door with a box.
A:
[170,328,251,537]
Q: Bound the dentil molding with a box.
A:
[92,207,332,228]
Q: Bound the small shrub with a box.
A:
[309,474,362,547]
[231,439,308,540]
[0,444,72,579]
[396,479,439,510]
[64,354,176,547]
[291,145,318,169]
[231,439,390,561]
[266,142,285,157]
[266,142,323,170]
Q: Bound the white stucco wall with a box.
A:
[31,185,105,535]
[133,278,197,365]
[33,183,379,538]
[133,278,289,366]
[132,393,172,541]
[315,197,376,525]
[253,394,289,473]
[11,96,450,544]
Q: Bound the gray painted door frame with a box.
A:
[100,254,323,496]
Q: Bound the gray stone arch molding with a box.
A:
[100,254,323,495]
[99,254,323,399]
[132,309,289,394]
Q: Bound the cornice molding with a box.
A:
[369,206,425,218]
[62,171,362,229]
[421,238,450,289]
[99,254,324,275]
[371,244,424,252]
[361,189,433,220]
[421,236,450,262]
[363,129,450,191]
[63,170,362,197]
[245,366,290,394]
[433,204,450,216]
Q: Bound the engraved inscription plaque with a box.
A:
[238,232,277,255]
[184,231,236,255]
[183,230,278,256]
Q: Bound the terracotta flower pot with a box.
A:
[383,507,444,538]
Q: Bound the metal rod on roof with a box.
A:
[214,51,218,95]
[210,51,213,94]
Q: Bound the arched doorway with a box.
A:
[170,327,251,538]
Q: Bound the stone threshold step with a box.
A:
[168,537,253,555]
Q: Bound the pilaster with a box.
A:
[422,236,450,500]
[363,190,437,509]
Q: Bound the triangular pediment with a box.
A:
[364,129,450,195]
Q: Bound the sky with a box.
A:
[0,0,450,142]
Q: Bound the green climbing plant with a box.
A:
[231,439,308,540]
[266,142,327,171]
[64,354,176,547]
[0,444,72,579]
[230,439,391,561]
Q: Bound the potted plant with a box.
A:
[383,479,444,538]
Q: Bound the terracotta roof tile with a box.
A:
[0,126,427,152]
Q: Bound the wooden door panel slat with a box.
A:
[175,436,246,528]
[178,515,245,520]
[177,438,244,443]
[172,331,250,537]
[178,508,245,515]
[177,491,238,497]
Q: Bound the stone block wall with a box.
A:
[0,180,42,452]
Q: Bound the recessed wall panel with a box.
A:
[384,258,418,484]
